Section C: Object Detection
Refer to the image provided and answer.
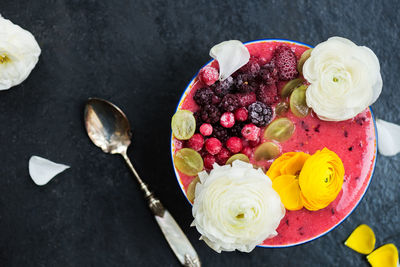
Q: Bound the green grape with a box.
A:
[281,78,304,98]
[254,142,281,161]
[187,176,200,203]
[226,153,250,165]
[171,110,196,140]
[290,85,310,118]
[264,118,295,142]
[174,148,204,176]
[297,48,313,74]
[275,101,289,117]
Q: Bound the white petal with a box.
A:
[376,119,400,156]
[209,40,250,81]
[29,156,70,186]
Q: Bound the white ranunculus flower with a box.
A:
[0,15,41,90]
[303,37,382,121]
[192,160,285,253]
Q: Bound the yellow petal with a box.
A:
[280,152,310,175]
[267,152,296,180]
[344,224,376,254]
[272,175,303,210]
[367,244,399,267]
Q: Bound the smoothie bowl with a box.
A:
[170,39,379,250]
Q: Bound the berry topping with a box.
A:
[213,76,234,97]
[241,146,253,159]
[194,88,214,106]
[237,92,257,107]
[187,133,204,151]
[193,111,203,130]
[248,101,273,127]
[273,45,298,80]
[205,137,222,155]
[241,124,261,141]
[226,137,243,153]
[198,66,219,86]
[201,104,221,124]
[235,73,256,93]
[234,107,248,122]
[199,123,213,136]
[239,57,261,78]
[256,83,278,105]
[260,61,279,84]
[220,94,240,112]
[211,95,221,105]
[249,137,261,147]
[229,123,244,137]
[212,125,229,143]
[216,147,231,165]
[220,112,235,128]
[203,154,216,170]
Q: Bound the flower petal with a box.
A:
[344,224,376,254]
[29,156,70,186]
[367,244,399,267]
[272,175,303,210]
[209,40,250,81]
[376,119,400,156]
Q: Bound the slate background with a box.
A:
[0,0,399,266]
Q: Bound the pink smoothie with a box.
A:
[171,40,377,247]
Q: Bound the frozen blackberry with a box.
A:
[229,122,244,137]
[239,56,261,77]
[212,125,229,143]
[260,61,278,85]
[213,76,234,97]
[235,73,257,93]
[220,94,240,112]
[193,87,214,106]
[201,104,221,124]
[248,101,273,127]
[256,83,278,105]
[193,111,203,131]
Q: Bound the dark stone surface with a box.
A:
[0,0,399,266]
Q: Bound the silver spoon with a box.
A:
[84,98,200,267]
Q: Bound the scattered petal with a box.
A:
[376,119,400,156]
[209,40,250,81]
[367,243,399,267]
[345,224,376,254]
[29,156,70,186]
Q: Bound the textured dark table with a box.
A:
[1,1,399,266]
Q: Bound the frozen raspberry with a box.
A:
[212,125,229,143]
[237,92,257,107]
[205,137,222,155]
[241,124,260,141]
[216,147,230,165]
[198,66,219,86]
[220,112,235,128]
[174,140,184,150]
[201,104,221,124]
[204,154,216,170]
[194,88,214,106]
[199,123,213,136]
[220,94,240,112]
[273,45,298,80]
[248,101,273,127]
[256,83,278,105]
[226,137,243,153]
[241,147,253,159]
[249,137,260,147]
[214,76,234,97]
[187,134,204,151]
[234,107,248,122]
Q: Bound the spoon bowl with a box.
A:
[84,98,131,154]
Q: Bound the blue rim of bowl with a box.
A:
[170,38,378,248]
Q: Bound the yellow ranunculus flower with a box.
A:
[267,152,310,211]
[266,148,344,211]
[299,148,344,211]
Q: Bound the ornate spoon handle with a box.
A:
[122,152,201,267]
